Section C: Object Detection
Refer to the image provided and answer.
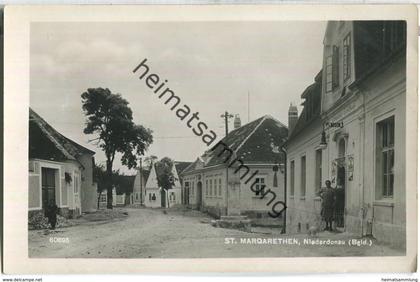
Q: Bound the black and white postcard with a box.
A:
[3,4,418,274]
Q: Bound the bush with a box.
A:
[28,212,49,230]
[28,212,76,230]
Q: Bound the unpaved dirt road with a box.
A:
[29,208,404,258]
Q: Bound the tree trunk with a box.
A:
[106,160,113,209]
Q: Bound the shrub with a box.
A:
[28,212,76,230]
[28,212,49,230]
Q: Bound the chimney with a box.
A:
[234,114,241,129]
[288,103,298,136]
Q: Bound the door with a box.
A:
[196,182,202,210]
[336,166,346,228]
[185,187,189,205]
[74,172,81,215]
[42,167,56,214]
[161,189,166,207]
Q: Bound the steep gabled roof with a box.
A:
[29,108,95,162]
[147,160,189,188]
[140,169,150,182]
[174,161,192,175]
[205,115,288,167]
[180,157,205,175]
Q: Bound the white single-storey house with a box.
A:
[29,108,97,220]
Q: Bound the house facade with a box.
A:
[132,168,149,205]
[29,108,97,219]
[98,187,128,207]
[286,21,406,248]
[143,161,185,208]
[181,115,288,219]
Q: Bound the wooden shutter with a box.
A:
[332,46,339,88]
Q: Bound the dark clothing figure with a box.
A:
[319,184,335,231]
[46,204,58,230]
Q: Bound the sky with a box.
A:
[30,21,327,174]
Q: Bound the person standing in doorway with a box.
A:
[46,203,58,230]
[319,180,336,231]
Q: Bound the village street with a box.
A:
[29,208,404,258]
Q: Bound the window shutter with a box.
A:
[332,46,339,88]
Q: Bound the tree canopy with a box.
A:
[82,87,153,208]
[155,157,177,191]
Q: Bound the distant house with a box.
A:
[29,108,97,219]
[143,161,188,208]
[99,175,135,207]
[286,21,406,248]
[131,168,150,205]
[174,162,192,204]
[118,175,135,205]
[180,115,288,219]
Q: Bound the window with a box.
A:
[343,33,351,81]
[325,56,333,92]
[74,173,79,194]
[315,150,322,194]
[135,193,139,200]
[325,46,339,92]
[290,161,295,196]
[376,116,395,198]
[219,178,222,196]
[210,179,213,197]
[301,156,306,197]
[192,182,194,196]
[332,46,339,88]
[100,193,107,203]
[149,193,152,201]
[205,180,208,196]
[254,177,266,196]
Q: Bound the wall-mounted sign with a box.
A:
[325,121,344,129]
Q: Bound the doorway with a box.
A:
[196,181,202,210]
[160,189,166,208]
[336,138,346,230]
[41,167,56,215]
[336,166,346,228]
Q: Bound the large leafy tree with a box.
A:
[155,157,177,208]
[82,88,153,209]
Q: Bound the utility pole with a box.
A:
[139,157,143,205]
[220,111,234,216]
[220,111,234,137]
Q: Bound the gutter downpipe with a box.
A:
[281,146,287,234]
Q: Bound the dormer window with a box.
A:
[325,45,339,92]
[343,33,351,81]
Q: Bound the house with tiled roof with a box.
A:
[131,168,150,205]
[29,108,97,220]
[142,160,189,208]
[180,115,288,218]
